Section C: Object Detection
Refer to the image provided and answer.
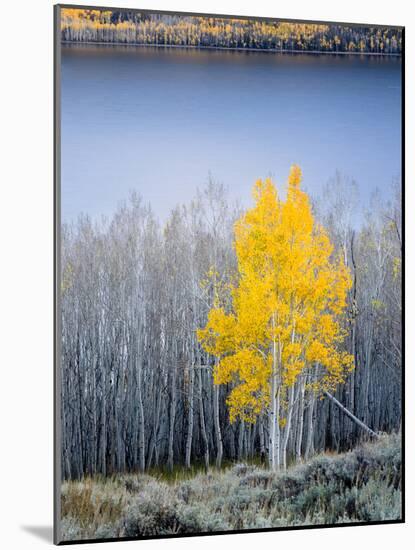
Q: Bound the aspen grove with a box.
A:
[60,9,403,55]
[60,167,402,480]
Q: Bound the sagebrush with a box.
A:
[60,433,401,541]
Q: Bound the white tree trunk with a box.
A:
[213,382,223,468]
[185,364,194,469]
[295,378,306,462]
[282,384,295,469]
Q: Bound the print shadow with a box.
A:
[21,525,53,543]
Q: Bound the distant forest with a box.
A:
[60,9,402,54]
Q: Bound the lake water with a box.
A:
[61,44,401,223]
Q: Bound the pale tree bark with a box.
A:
[258,415,266,463]
[213,381,223,468]
[295,377,306,462]
[167,343,177,472]
[281,384,295,470]
[305,390,316,461]
[185,360,194,469]
[197,365,209,471]
[269,316,281,471]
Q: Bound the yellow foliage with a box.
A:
[61,262,74,294]
[198,166,354,422]
[392,257,401,280]
[60,9,401,54]
[372,299,385,311]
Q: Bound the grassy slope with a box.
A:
[60,434,401,541]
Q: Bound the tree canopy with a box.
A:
[198,167,354,429]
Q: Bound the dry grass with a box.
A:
[61,478,128,529]
[60,434,402,542]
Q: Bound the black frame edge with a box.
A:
[400,25,405,525]
[54,3,62,546]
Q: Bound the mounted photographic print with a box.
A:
[54,4,404,544]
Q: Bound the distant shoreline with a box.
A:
[61,40,401,57]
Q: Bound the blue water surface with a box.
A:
[61,45,401,222]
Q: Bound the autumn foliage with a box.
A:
[60,8,402,54]
[198,167,354,465]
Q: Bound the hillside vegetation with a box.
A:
[60,8,402,54]
[61,433,401,541]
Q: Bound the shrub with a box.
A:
[60,517,83,541]
[122,481,180,536]
[61,434,402,540]
[94,523,120,539]
[239,469,274,489]
[176,503,230,532]
[355,479,401,521]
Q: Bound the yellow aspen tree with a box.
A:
[197,166,354,470]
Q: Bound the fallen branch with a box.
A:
[324,390,379,439]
